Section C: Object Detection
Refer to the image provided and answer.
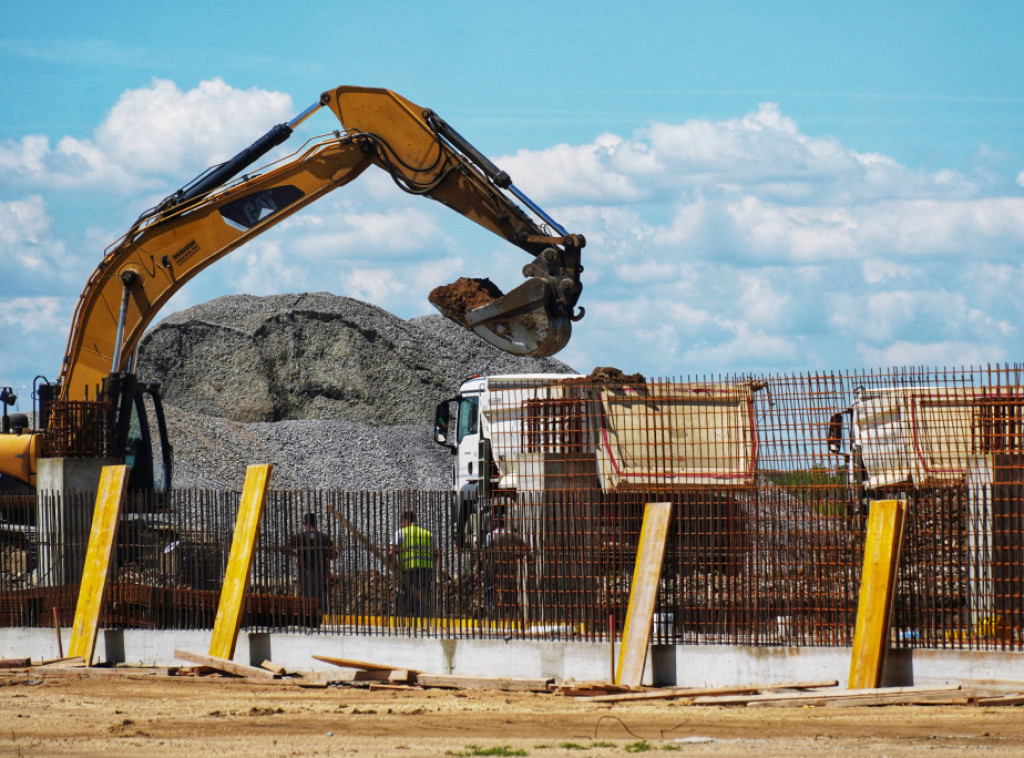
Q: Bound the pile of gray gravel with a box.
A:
[136,292,574,491]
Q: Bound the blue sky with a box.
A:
[2,1,1023,403]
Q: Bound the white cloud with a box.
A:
[0,78,294,192]
[859,340,1007,368]
[861,257,916,284]
[4,88,1023,390]
[0,297,65,334]
[289,208,446,259]
[0,196,73,290]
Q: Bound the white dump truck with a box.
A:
[434,371,762,623]
[434,372,761,547]
[847,385,1023,491]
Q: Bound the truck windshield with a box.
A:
[457,396,479,442]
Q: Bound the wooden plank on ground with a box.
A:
[38,656,86,667]
[415,673,553,692]
[588,679,839,703]
[848,498,906,690]
[0,658,31,669]
[616,501,672,687]
[25,666,176,679]
[208,464,272,660]
[260,660,287,675]
[312,654,420,673]
[67,465,130,666]
[974,693,1024,706]
[714,684,963,708]
[174,648,277,679]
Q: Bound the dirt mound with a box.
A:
[136,292,574,489]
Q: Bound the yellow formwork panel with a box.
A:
[616,501,672,687]
[67,465,130,665]
[209,464,272,660]
[849,499,907,690]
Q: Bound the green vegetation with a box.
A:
[446,746,528,757]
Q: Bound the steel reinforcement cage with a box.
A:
[0,364,1021,649]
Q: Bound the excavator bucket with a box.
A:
[429,277,571,357]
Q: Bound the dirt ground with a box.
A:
[2,673,1024,757]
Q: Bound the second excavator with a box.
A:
[0,84,586,493]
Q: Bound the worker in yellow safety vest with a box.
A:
[388,510,438,618]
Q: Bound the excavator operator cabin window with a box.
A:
[457,396,479,442]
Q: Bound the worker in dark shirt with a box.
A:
[283,512,337,612]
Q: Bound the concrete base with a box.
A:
[4,626,1021,688]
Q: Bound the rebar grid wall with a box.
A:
[0,365,1021,649]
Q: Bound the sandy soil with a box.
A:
[2,673,1023,757]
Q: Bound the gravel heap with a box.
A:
[136,292,574,491]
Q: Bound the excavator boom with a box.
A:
[58,85,585,401]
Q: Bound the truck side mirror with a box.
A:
[434,400,453,448]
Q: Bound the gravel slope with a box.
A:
[136,293,574,490]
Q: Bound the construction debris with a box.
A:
[586,679,839,703]
[174,648,277,679]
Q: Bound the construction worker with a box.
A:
[388,510,438,618]
[283,512,337,613]
[482,513,528,619]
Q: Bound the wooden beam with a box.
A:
[848,498,906,690]
[588,679,839,703]
[174,648,276,679]
[415,673,554,692]
[711,684,962,708]
[312,654,420,673]
[616,501,672,687]
[208,464,272,660]
[67,465,130,666]
[260,660,287,675]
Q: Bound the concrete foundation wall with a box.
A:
[4,626,1020,688]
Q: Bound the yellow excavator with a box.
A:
[0,85,586,493]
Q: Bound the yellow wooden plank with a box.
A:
[67,465,130,665]
[615,501,672,687]
[209,464,272,660]
[848,499,906,689]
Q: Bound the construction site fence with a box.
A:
[0,363,1022,649]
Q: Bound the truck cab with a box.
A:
[434,374,581,547]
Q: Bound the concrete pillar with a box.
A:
[36,457,117,586]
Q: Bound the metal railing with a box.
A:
[0,363,1021,650]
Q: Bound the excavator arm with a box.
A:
[58,85,586,403]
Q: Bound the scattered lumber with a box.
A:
[174,648,277,679]
[312,654,420,673]
[23,666,177,679]
[555,681,636,697]
[37,656,86,668]
[0,658,31,669]
[415,673,553,692]
[260,660,287,675]
[587,679,838,703]
[732,684,964,707]
[973,692,1024,707]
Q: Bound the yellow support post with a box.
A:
[616,501,672,687]
[849,498,907,690]
[67,465,130,665]
[209,464,273,660]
